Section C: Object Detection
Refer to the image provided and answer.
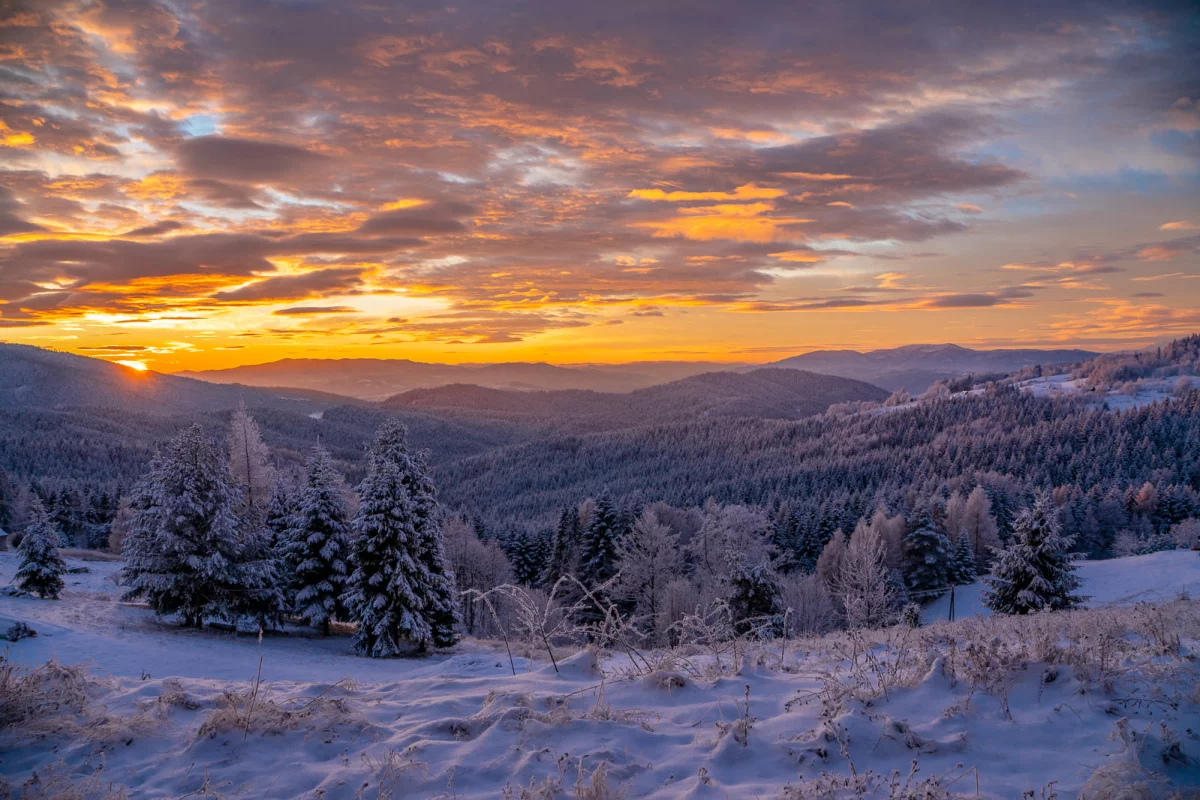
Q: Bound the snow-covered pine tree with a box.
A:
[984,496,1084,615]
[948,535,977,585]
[121,425,279,627]
[901,502,951,599]
[505,530,549,586]
[726,556,783,635]
[343,420,458,656]
[265,480,297,606]
[265,480,297,550]
[575,491,624,623]
[579,491,622,590]
[15,497,66,599]
[541,505,582,587]
[793,510,827,574]
[284,445,352,635]
[227,401,276,533]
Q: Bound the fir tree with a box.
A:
[265,481,297,551]
[726,556,783,635]
[579,491,622,589]
[343,421,458,656]
[284,446,352,635]
[793,510,827,574]
[121,425,281,628]
[984,496,1084,615]
[540,505,581,587]
[504,530,546,586]
[948,536,977,585]
[901,503,951,599]
[15,498,65,599]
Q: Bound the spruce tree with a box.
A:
[984,497,1084,615]
[343,421,458,656]
[284,445,352,635]
[579,491,622,589]
[121,425,280,627]
[948,536,977,585]
[540,505,581,587]
[726,556,783,635]
[901,503,951,599]
[15,498,66,599]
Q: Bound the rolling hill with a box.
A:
[384,368,889,432]
[0,343,360,415]
[177,358,743,399]
[769,343,1097,393]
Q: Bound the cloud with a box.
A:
[273,305,359,315]
[356,202,474,235]
[0,0,1195,352]
[122,220,183,237]
[214,268,368,302]
[175,136,332,183]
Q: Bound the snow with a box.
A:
[1016,374,1200,410]
[2,551,1200,798]
[922,549,1200,624]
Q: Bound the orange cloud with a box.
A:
[627,183,786,202]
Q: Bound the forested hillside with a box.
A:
[386,368,888,432]
[769,343,1097,392]
[439,382,1200,552]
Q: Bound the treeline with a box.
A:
[440,384,1200,558]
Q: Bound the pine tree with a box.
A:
[343,421,458,656]
[901,503,951,599]
[284,446,352,635]
[984,496,1084,615]
[265,480,298,605]
[726,556,783,635]
[579,492,622,589]
[948,536,977,585]
[540,505,581,587]
[121,425,280,627]
[15,498,65,599]
[265,481,297,551]
[502,529,544,586]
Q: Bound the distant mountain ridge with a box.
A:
[0,343,359,415]
[177,344,1101,397]
[769,343,1098,392]
[384,368,890,431]
[177,358,742,399]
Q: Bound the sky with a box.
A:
[0,0,1198,373]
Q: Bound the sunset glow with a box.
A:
[0,0,1197,371]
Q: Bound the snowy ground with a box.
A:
[2,552,1200,798]
[922,549,1200,624]
[1015,374,1200,411]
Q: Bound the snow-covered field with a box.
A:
[3,551,1200,798]
[1016,374,1200,411]
[922,550,1200,624]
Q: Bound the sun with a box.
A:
[116,359,149,372]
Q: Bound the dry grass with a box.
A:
[58,549,124,563]
[1,762,129,800]
[196,679,363,739]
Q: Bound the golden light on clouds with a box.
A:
[0,0,1194,372]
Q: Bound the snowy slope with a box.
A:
[922,549,1200,624]
[2,552,1199,798]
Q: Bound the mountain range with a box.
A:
[177,344,1097,398]
[768,343,1097,393]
